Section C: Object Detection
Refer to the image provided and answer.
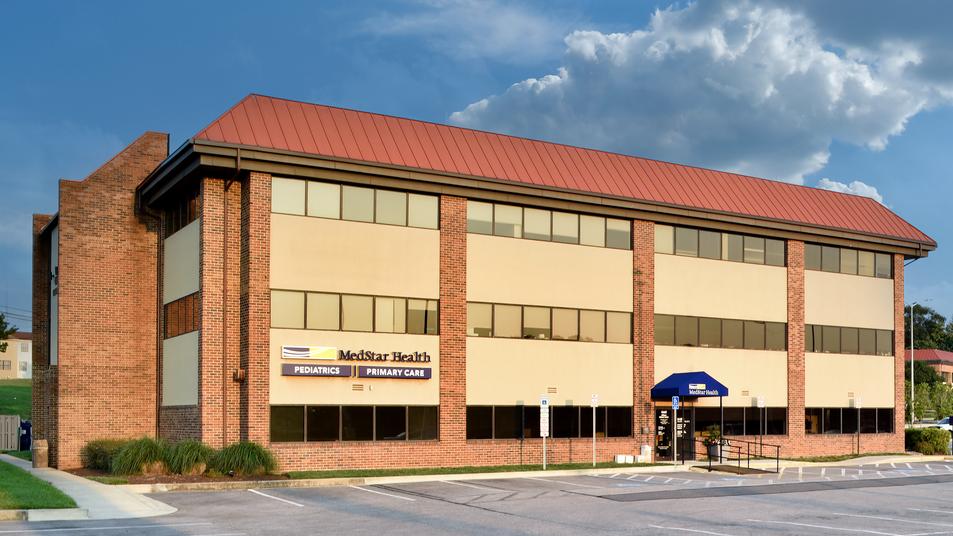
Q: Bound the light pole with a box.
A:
[910,302,916,424]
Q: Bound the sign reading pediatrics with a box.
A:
[280,345,432,380]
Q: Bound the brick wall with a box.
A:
[31,214,56,460]
[894,254,906,437]
[242,172,271,443]
[786,240,806,450]
[44,132,168,468]
[438,196,467,445]
[159,407,200,441]
[632,220,655,449]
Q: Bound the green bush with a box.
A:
[211,441,277,476]
[166,440,215,475]
[80,439,130,472]
[111,437,169,475]
[905,428,951,455]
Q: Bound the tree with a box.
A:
[906,360,944,386]
[0,312,16,353]
[904,303,953,351]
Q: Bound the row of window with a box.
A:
[467,201,631,249]
[806,325,894,356]
[0,360,10,370]
[163,293,199,339]
[655,225,785,266]
[272,178,440,229]
[655,315,787,351]
[163,186,199,238]
[805,244,892,279]
[271,290,438,335]
[689,406,787,436]
[270,405,438,442]
[805,408,895,434]
[467,302,632,343]
[467,406,633,439]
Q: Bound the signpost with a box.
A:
[672,395,680,467]
[591,394,599,467]
[756,396,765,452]
[540,396,550,470]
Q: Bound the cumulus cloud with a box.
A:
[816,178,884,204]
[449,0,953,182]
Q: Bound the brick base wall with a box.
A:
[159,406,201,442]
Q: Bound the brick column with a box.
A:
[786,240,806,448]
[893,254,905,437]
[31,214,56,463]
[632,220,655,448]
[438,196,467,443]
[242,172,271,444]
[199,178,227,448]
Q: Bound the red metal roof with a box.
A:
[906,349,953,363]
[195,94,934,246]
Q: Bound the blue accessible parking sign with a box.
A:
[672,395,680,410]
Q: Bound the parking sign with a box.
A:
[672,395,680,411]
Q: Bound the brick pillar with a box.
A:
[438,196,467,443]
[893,254,905,437]
[31,214,56,462]
[632,220,655,449]
[786,240,806,450]
[200,178,227,448]
[242,172,271,444]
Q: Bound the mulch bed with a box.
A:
[66,467,290,484]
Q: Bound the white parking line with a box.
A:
[645,476,655,482]
[248,488,304,507]
[664,478,674,484]
[440,480,499,491]
[648,524,738,535]
[910,508,953,515]
[748,519,899,535]
[609,472,621,478]
[523,477,601,489]
[906,463,913,469]
[627,474,642,480]
[834,513,953,527]
[822,468,827,476]
[842,468,847,476]
[349,485,416,501]
[0,523,214,534]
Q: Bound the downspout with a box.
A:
[222,148,241,445]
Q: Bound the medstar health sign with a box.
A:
[280,346,432,380]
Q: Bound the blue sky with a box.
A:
[1,0,951,331]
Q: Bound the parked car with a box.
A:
[931,417,953,432]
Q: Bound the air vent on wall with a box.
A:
[352,384,364,391]
[547,387,558,394]
[848,392,855,398]
[741,390,750,397]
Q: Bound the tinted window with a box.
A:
[606,312,631,343]
[494,406,522,439]
[723,234,743,262]
[699,317,721,348]
[342,186,374,222]
[408,299,439,335]
[654,225,674,254]
[805,243,822,270]
[580,215,606,247]
[307,182,340,218]
[467,201,493,234]
[675,316,698,347]
[607,407,633,437]
[841,327,859,354]
[342,406,374,441]
[580,310,606,342]
[523,208,551,241]
[306,293,339,330]
[821,246,840,272]
[523,306,551,340]
[466,303,492,336]
[493,304,521,338]
[552,212,579,244]
[494,205,522,238]
[858,250,875,276]
[822,325,841,353]
[699,230,721,259]
[744,321,765,350]
[840,248,858,275]
[765,322,786,351]
[722,319,743,349]
[407,194,438,229]
[466,406,493,439]
[655,314,675,345]
[553,308,579,340]
[271,290,304,329]
[876,330,893,356]
[341,295,373,332]
[272,178,305,215]
[675,227,698,256]
[307,406,339,441]
[875,253,892,278]
[877,408,894,433]
[374,297,407,333]
[408,406,438,440]
[859,328,876,355]
[606,219,631,249]
[765,239,785,266]
[743,236,765,264]
[375,190,407,226]
[375,406,407,440]
[270,406,304,442]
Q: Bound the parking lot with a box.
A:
[6,461,953,535]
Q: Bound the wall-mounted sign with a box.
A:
[281,363,352,377]
[282,346,337,360]
[281,346,431,363]
[357,366,432,379]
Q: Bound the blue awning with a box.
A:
[651,371,728,399]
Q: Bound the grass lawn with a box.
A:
[0,379,31,420]
[2,451,32,461]
[288,461,660,480]
[0,460,75,510]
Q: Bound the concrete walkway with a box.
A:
[0,454,175,520]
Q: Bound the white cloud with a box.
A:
[362,0,574,64]
[449,0,953,182]
[816,178,884,204]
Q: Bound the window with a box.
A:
[808,324,893,356]
[860,408,877,434]
[270,406,304,442]
[765,322,786,351]
[376,406,407,440]
[407,299,438,335]
[342,406,374,441]
[467,201,493,234]
[164,185,200,238]
[307,182,340,219]
[0,361,10,370]
[842,407,858,434]
[805,408,822,434]
[493,304,522,338]
[524,208,551,241]
[858,251,875,277]
[875,253,892,278]
[765,239,785,266]
[606,312,631,344]
[494,406,521,439]
[494,204,522,238]
[743,321,765,350]
[722,234,743,262]
[805,244,822,271]
[821,246,840,272]
[823,408,841,434]
[579,215,605,247]
[876,330,893,356]
[552,212,579,244]
[164,292,200,338]
[822,325,841,353]
[877,408,894,433]
[375,190,407,226]
[580,310,606,342]
[840,249,858,275]
[374,297,407,333]
[743,236,765,264]
[607,407,633,437]
[859,328,876,355]
[306,406,339,441]
[675,316,698,347]
[468,303,492,337]
[699,230,721,259]
[276,405,440,443]
[805,243,892,279]
[468,406,632,439]
[674,227,698,257]
[271,290,304,329]
[654,225,674,254]
[408,406,438,440]
[523,306,551,340]
[606,219,631,249]
[722,319,744,349]
[408,194,438,229]
[467,406,493,439]
[554,406,580,438]
[341,185,374,222]
[655,314,675,346]
[841,327,859,354]
[272,178,306,215]
[306,293,339,330]
[341,295,373,332]
[699,317,721,348]
[553,308,579,340]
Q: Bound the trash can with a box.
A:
[32,439,48,469]
[19,420,32,452]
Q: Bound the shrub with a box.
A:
[211,441,277,476]
[166,440,215,475]
[111,437,169,475]
[80,439,130,471]
[906,428,951,455]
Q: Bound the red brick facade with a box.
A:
[632,220,655,445]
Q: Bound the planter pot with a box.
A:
[706,444,720,460]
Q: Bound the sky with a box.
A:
[1,0,951,331]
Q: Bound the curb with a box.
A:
[122,464,694,493]
[0,508,89,522]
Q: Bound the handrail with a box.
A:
[696,436,781,473]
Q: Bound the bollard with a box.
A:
[32,439,48,469]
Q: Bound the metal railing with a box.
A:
[696,437,781,473]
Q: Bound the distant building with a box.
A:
[0,332,31,380]
[906,349,953,385]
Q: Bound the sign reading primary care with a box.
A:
[280,346,432,380]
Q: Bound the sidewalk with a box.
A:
[0,454,175,521]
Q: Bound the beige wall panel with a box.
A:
[805,353,894,407]
[467,234,633,311]
[654,254,787,321]
[466,338,633,405]
[163,219,200,304]
[270,329,439,405]
[162,331,199,406]
[270,215,439,298]
[805,271,894,329]
[654,346,788,407]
